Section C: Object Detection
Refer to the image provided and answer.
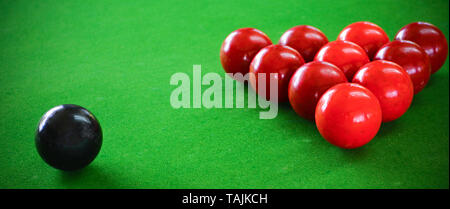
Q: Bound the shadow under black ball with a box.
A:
[35,104,102,171]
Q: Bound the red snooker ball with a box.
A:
[279,25,329,62]
[220,28,272,81]
[374,40,431,94]
[353,60,414,122]
[314,40,370,81]
[249,44,305,102]
[337,21,389,60]
[315,83,382,149]
[288,61,347,120]
[395,22,448,74]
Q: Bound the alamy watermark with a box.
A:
[170,65,279,119]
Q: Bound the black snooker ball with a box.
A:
[35,104,102,171]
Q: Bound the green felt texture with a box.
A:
[0,0,448,189]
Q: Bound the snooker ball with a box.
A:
[337,21,389,60]
[374,40,431,94]
[288,61,347,120]
[315,83,382,149]
[314,40,370,81]
[249,44,305,102]
[279,25,329,62]
[395,22,448,74]
[35,104,102,171]
[220,28,272,82]
[353,60,414,122]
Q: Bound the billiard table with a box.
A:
[0,0,448,189]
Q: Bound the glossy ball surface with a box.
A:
[395,22,448,74]
[314,40,370,81]
[337,21,389,60]
[374,40,431,94]
[353,60,414,122]
[35,104,103,171]
[288,61,347,120]
[250,44,305,102]
[279,25,329,62]
[220,28,272,81]
[315,83,382,149]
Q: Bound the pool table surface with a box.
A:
[0,0,448,189]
